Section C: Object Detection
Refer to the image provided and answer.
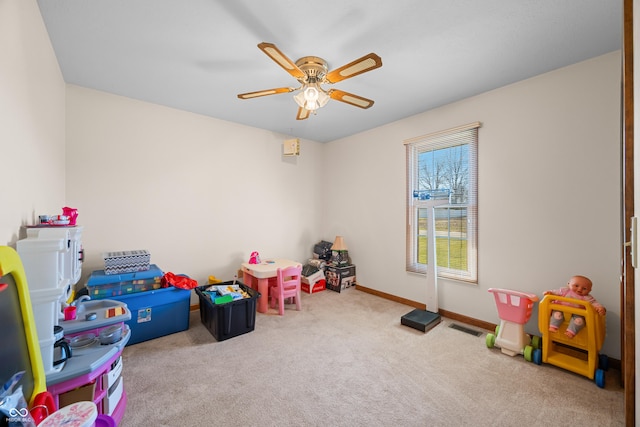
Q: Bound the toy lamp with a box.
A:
[331,236,349,265]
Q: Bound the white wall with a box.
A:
[0,0,66,245]
[65,86,325,293]
[323,52,622,358]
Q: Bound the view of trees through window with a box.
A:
[416,144,469,271]
[418,144,469,203]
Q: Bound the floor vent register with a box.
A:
[448,323,483,337]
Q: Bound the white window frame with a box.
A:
[405,122,479,283]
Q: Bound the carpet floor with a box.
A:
[119,287,623,426]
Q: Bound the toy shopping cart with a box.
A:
[536,295,608,387]
[486,288,540,360]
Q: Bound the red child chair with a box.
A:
[270,265,302,315]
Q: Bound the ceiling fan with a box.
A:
[237,42,382,120]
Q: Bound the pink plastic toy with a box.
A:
[248,251,261,264]
[62,207,78,225]
[486,288,540,360]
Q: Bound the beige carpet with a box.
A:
[119,287,623,427]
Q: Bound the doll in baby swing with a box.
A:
[544,275,606,338]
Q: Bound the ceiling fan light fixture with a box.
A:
[294,83,330,111]
[238,43,382,119]
[305,86,319,101]
[293,90,307,108]
[316,88,330,108]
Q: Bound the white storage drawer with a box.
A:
[103,375,124,416]
[102,356,122,389]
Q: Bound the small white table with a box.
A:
[241,259,301,313]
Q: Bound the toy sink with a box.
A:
[61,299,130,335]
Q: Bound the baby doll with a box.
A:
[544,275,606,338]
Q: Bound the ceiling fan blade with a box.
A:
[258,42,306,80]
[329,89,375,109]
[325,53,382,84]
[237,87,294,99]
[296,107,310,120]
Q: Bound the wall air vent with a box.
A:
[283,138,300,156]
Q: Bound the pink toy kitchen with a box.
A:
[1,212,129,426]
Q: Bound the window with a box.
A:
[405,122,479,283]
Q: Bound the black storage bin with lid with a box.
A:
[195,281,258,341]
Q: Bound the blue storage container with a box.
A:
[104,286,191,345]
[86,265,165,298]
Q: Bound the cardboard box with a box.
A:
[302,269,324,284]
[325,264,356,293]
[302,279,326,294]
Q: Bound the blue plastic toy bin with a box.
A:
[86,265,164,299]
[106,286,190,345]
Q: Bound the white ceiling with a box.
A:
[37,0,622,143]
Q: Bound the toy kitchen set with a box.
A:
[14,210,130,424]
